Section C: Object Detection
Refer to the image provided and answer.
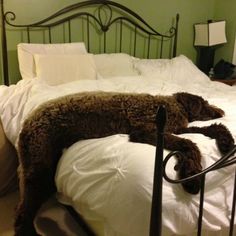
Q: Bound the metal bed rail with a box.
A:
[151,105,236,236]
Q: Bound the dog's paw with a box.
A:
[182,176,201,194]
[219,142,235,155]
[212,123,235,154]
[217,137,235,154]
[179,159,202,194]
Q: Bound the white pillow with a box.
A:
[134,57,172,79]
[93,53,139,78]
[134,55,209,83]
[34,54,97,86]
[18,43,87,79]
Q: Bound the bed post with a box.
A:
[0,0,9,85]
[173,13,179,58]
[149,105,167,236]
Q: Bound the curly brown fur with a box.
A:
[14,91,232,235]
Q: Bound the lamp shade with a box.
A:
[194,20,227,46]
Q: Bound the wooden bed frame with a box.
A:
[0,1,236,236]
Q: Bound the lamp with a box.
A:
[194,20,227,75]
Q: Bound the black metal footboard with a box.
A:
[150,105,236,236]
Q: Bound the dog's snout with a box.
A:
[199,104,224,121]
[210,105,224,118]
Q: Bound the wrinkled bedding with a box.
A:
[0,55,235,235]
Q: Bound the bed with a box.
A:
[0,1,235,236]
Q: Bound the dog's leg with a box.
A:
[130,129,202,194]
[129,127,157,146]
[164,133,202,194]
[176,123,235,154]
[14,167,55,236]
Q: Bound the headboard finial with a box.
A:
[173,13,179,57]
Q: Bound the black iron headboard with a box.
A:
[0,0,179,85]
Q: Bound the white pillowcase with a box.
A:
[34,54,97,86]
[93,53,139,78]
[18,42,87,80]
[134,55,209,83]
[134,58,171,77]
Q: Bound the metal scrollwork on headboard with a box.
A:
[4,11,16,25]
[0,0,179,85]
[97,4,112,32]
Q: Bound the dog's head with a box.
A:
[174,92,224,122]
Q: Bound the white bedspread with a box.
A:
[0,55,235,235]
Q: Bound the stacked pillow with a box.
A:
[93,53,139,78]
[17,43,140,85]
[18,42,88,79]
[34,54,97,86]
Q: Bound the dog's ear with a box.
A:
[174,92,202,120]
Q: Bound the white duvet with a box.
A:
[0,55,235,236]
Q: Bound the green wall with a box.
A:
[214,0,236,63]
[1,0,234,84]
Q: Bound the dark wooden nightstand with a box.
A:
[211,78,236,86]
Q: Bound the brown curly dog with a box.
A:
[15,91,234,236]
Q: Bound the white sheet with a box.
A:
[0,55,235,235]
